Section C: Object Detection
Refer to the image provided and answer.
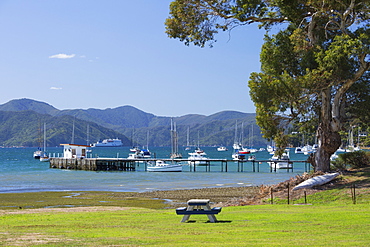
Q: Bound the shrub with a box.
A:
[331,151,370,170]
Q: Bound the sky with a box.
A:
[0,0,267,117]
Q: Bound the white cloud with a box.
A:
[50,87,62,90]
[49,53,75,59]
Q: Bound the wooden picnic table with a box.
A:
[176,199,222,223]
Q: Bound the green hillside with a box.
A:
[0,98,267,147]
[0,111,130,147]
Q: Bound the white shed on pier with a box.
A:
[61,144,91,158]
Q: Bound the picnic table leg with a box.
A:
[207,214,217,223]
[181,206,194,222]
[204,204,217,223]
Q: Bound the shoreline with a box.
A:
[1,169,354,210]
[0,172,327,210]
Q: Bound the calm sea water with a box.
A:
[0,146,309,193]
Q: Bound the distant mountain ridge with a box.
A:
[0,110,131,147]
[0,98,266,147]
[0,98,58,115]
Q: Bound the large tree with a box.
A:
[165,0,370,171]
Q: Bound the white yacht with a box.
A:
[127,148,143,160]
[268,151,291,169]
[92,138,123,147]
[147,160,182,172]
[188,149,209,165]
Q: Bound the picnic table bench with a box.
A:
[176,199,222,223]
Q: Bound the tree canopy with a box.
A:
[166,0,370,171]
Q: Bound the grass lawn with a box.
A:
[1,203,369,246]
[1,167,370,246]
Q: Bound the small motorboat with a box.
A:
[232,149,250,161]
[217,146,228,151]
[147,160,182,172]
[39,152,50,162]
[248,155,256,161]
[33,149,42,159]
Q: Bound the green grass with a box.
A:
[1,203,369,246]
[268,186,370,205]
[2,168,370,246]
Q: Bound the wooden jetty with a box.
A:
[50,143,136,171]
[48,144,312,172]
[49,158,136,171]
[49,157,311,173]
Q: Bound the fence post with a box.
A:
[270,187,273,204]
[304,190,307,204]
[287,183,290,205]
[351,184,356,204]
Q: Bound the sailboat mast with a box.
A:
[86,124,90,146]
[71,119,75,144]
[234,120,238,145]
[43,123,46,152]
[146,130,149,150]
[187,126,190,147]
[174,122,178,154]
[170,118,174,155]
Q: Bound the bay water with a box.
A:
[0,146,309,193]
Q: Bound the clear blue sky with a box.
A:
[0,0,266,117]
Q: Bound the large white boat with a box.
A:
[188,149,209,165]
[268,152,291,169]
[147,160,182,172]
[92,138,123,147]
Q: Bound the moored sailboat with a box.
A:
[170,119,182,158]
[40,123,49,162]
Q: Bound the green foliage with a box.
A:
[165,0,370,172]
[332,151,370,170]
[346,73,370,126]
[165,0,277,47]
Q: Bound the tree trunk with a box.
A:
[315,122,341,172]
[314,88,342,172]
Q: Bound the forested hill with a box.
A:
[0,110,130,147]
[0,98,267,147]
